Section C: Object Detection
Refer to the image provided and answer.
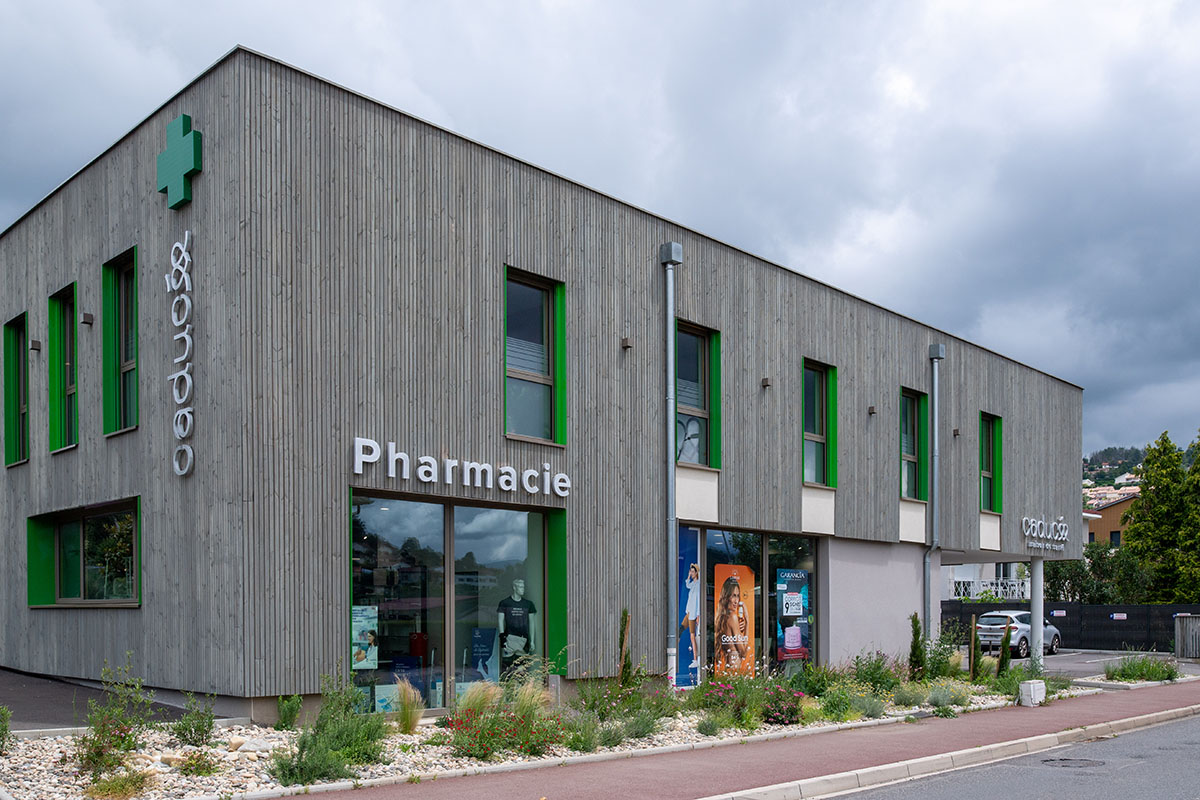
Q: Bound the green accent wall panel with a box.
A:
[826,366,838,488]
[27,518,56,606]
[102,259,119,433]
[992,417,1004,514]
[546,510,568,675]
[708,331,722,469]
[3,316,27,464]
[553,282,567,445]
[918,393,930,501]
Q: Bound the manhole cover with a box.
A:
[1042,758,1105,768]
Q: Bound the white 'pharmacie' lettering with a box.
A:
[166,231,195,477]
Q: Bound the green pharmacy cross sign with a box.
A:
[156,114,202,209]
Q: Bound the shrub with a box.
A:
[790,662,839,697]
[908,613,926,681]
[564,712,599,752]
[925,634,959,679]
[852,651,902,694]
[931,705,957,718]
[969,624,984,681]
[509,678,551,721]
[927,679,971,708]
[86,767,154,799]
[624,709,658,739]
[997,625,1013,676]
[316,710,388,764]
[948,650,963,674]
[762,681,805,725]
[0,705,12,755]
[457,682,502,717]
[697,710,734,736]
[576,676,639,721]
[178,749,221,777]
[618,608,633,686]
[819,684,853,722]
[799,697,824,725]
[270,728,354,786]
[276,694,303,730]
[977,655,998,680]
[394,678,425,734]
[1105,653,1180,683]
[76,656,158,779]
[170,692,215,747]
[892,683,928,707]
[851,693,886,719]
[598,721,625,748]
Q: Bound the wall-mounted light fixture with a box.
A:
[621,337,633,350]
[81,312,94,326]
[953,428,960,437]
[868,405,877,415]
[29,340,41,351]
[761,377,772,388]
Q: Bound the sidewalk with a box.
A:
[0,667,187,730]
[306,680,1200,800]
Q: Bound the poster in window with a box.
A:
[775,569,810,661]
[713,563,755,676]
[351,605,379,670]
[676,526,701,687]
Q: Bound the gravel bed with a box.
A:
[0,693,1070,799]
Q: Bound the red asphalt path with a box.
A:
[315,681,1200,800]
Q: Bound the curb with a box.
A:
[693,702,1200,800]
[11,716,254,740]
[1072,674,1200,691]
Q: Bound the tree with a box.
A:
[1121,431,1200,603]
[1044,557,1092,602]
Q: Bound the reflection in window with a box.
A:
[351,497,446,711]
[454,507,544,696]
[57,508,136,601]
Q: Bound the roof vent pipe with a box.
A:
[661,242,683,688]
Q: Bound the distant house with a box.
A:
[1087,494,1138,547]
[1082,478,1095,486]
[1115,472,1140,485]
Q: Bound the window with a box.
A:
[980,413,1002,512]
[103,249,138,432]
[1088,531,1096,543]
[504,272,565,442]
[900,390,928,500]
[803,362,837,485]
[49,284,78,450]
[27,501,139,606]
[1110,531,1121,547]
[3,313,30,464]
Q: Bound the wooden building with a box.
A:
[0,48,1083,718]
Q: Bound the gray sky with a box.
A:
[3,1,1198,456]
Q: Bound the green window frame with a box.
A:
[4,313,31,464]
[675,322,722,468]
[48,284,79,450]
[980,413,1003,512]
[900,389,929,500]
[504,269,566,443]
[27,498,141,607]
[802,361,837,486]
[103,248,138,433]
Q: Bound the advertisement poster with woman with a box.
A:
[713,564,755,676]
[676,526,701,687]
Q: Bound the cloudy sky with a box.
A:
[3,1,1198,455]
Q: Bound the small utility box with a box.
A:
[1018,680,1047,707]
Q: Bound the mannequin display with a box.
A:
[497,578,537,676]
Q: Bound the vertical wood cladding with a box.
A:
[1,48,1082,694]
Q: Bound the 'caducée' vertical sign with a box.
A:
[157,113,202,477]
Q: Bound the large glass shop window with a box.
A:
[706,530,762,677]
[767,536,816,676]
[351,498,446,711]
[454,507,544,697]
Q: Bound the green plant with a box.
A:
[624,708,658,739]
[931,705,957,718]
[171,692,216,747]
[761,681,806,725]
[509,678,551,722]
[598,721,625,748]
[85,767,153,799]
[927,678,971,708]
[997,624,1012,676]
[851,693,886,719]
[618,608,633,686]
[276,694,303,730]
[394,678,425,734]
[969,622,984,681]
[1104,652,1180,682]
[76,655,158,779]
[269,728,354,786]
[852,650,901,694]
[697,710,734,736]
[977,655,998,679]
[457,681,502,717]
[0,705,12,755]
[789,662,839,697]
[908,612,926,681]
[564,712,600,752]
[819,684,853,722]
[311,671,389,765]
[892,683,928,707]
[924,631,960,679]
[178,749,221,777]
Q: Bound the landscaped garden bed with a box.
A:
[0,623,1088,800]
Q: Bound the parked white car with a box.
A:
[975,610,1060,659]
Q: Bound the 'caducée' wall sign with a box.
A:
[167,231,195,476]
[1022,515,1068,552]
[352,438,572,498]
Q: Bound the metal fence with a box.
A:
[941,600,1200,651]
[1178,615,1200,658]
